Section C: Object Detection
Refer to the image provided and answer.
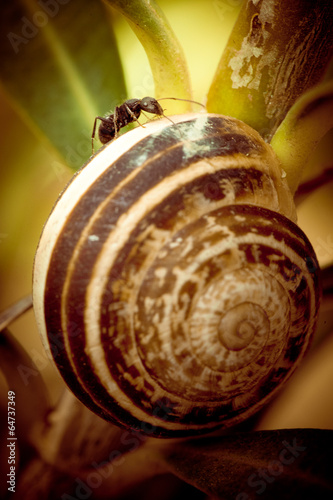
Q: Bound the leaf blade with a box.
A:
[0,0,127,169]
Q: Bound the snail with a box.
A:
[33,112,321,437]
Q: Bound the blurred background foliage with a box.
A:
[0,0,333,447]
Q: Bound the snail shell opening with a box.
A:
[33,113,320,437]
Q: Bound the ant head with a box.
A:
[140,97,164,115]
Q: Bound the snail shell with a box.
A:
[33,113,320,437]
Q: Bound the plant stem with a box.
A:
[207,0,333,140]
[106,0,192,112]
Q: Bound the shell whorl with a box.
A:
[33,114,320,436]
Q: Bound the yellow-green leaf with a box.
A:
[270,80,333,195]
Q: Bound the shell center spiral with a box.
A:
[218,302,268,351]
[188,268,286,374]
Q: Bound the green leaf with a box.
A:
[0,0,127,170]
[270,80,333,195]
[206,0,333,140]
[105,0,192,113]
[162,429,333,499]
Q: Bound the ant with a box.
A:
[91,96,205,153]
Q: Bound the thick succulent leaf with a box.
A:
[105,0,192,113]
[270,81,333,195]
[0,0,127,170]
[206,0,333,140]
[162,429,333,499]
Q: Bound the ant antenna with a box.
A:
[157,97,206,109]
[156,97,206,130]
[152,98,207,142]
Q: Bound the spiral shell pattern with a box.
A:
[33,114,320,436]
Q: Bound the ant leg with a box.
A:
[143,107,177,127]
[113,107,119,139]
[91,116,104,154]
[162,114,176,127]
[92,116,117,153]
[125,104,145,129]
[140,109,176,130]
[140,110,152,122]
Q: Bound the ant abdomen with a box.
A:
[98,122,116,144]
